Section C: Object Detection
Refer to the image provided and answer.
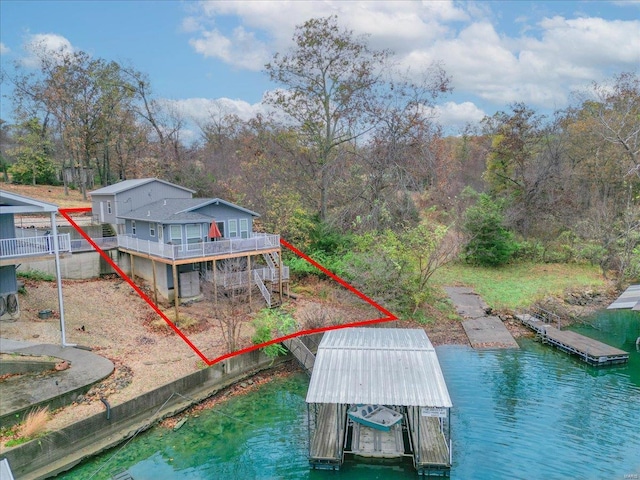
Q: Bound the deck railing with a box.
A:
[117,233,280,261]
[69,237,119,252]
[207,266,290,287]
[0,234,71,259]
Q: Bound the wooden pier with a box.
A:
[413,416,450,469]
[309,404,343,470]
[516,313,629,366]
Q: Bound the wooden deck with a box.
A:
[517,314,629,366]
[309,404,342,470]
[413,416,450,469]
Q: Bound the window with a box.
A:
[186,224,202,250]
[240,218,249,239]
[228,219,238,238]
[149,223,156,237]
[131,220,136,235]
[170,225,182,245]
[107,201,112,214]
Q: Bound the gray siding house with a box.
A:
[89,179,288,310]
[90,178,194,226]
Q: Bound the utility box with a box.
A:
[179,271,200,298]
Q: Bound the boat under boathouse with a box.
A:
[306,327,453,476]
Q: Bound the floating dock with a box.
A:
[516,313,629,366]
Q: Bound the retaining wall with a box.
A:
[0,348,293,479]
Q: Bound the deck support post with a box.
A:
[278,249,283,304]
[172,263,179,321]
[213,260,217,306]
[247,255,251,310]
[151,259,157,304]
[130,253,135,283]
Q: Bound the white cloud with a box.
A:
[189,1,467,70]
[189,25,270,71]
[22,33,74,68]
[0,43,9,55]
[165,96,270,128]
[428,101,486,132]
[186,2,639,122]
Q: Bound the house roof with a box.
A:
[0,189,59,214]
[89,178,195,196]
[117,198,260,223]
[306,328,453,407]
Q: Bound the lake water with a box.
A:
[59,310,640,480]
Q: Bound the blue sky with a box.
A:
[1,0,639,137]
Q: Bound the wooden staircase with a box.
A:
[102,223,116,238]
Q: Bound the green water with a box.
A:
[59,310,640,480]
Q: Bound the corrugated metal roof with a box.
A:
[306,328,452,407]
[89,178,195,195]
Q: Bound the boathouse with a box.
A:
[306,327,452,476]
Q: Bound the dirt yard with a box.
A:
[1,275,389,433]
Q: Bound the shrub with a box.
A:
[18,270,56,282]
[251,309,296,358]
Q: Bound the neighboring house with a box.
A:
[89,179,288,310]
[90,178,195,227]
[0,190,70,330]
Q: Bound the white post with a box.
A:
[51,211,73,347]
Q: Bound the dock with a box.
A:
[445,287,519,349]
[306,328,453,476]
[308,403,343,470]
[516,313,629,366]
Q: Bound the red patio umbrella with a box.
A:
[208,222,222,239]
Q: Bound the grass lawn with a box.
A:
[432,262,606,311]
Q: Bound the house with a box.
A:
[90,178,194,227]
[0,190,71,344]
[89,179,288,312]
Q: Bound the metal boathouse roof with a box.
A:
[306,327,452,408]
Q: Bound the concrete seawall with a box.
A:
[1,346,301,479]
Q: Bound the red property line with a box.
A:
[60,208,397,366]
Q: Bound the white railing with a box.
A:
[208,266,289,287]
[0,234,71,259]
[253,270,271,307]
[117,233,280,261]
[69,237,119,252]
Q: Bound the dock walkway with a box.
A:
[445,287,519,349]
[516,314,629,366]
[413,416,450,468]
[309,404,342,469]
[282,337,315,375]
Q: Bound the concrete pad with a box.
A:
[461,317,519,349]
[0,338,114,427]
[445,287,519,349]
